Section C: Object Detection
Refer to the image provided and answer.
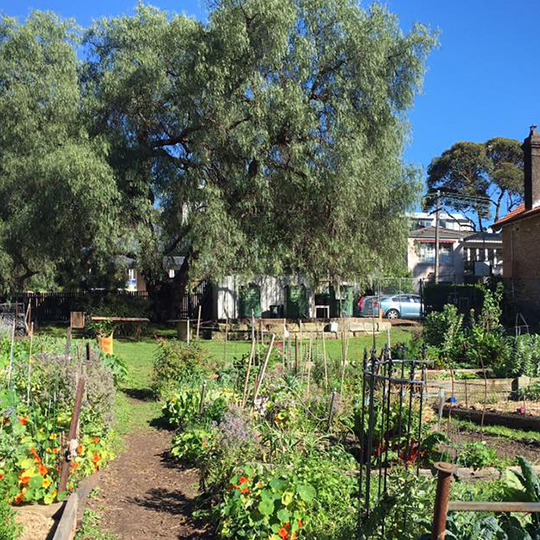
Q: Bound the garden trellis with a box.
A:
[358,346,431,537]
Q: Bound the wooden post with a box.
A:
[187,317,191,345]
[196,305,202,340]
[65,327,72,358]
[431,462,456,540]
[58,374,86,495]
[8,318,15,388]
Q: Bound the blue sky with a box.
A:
[1,0,539,174]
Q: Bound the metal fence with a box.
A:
[0,302,26,336]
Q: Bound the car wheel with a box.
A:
[386,309,399,320]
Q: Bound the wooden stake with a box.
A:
[58,347,87,496]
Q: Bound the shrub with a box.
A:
[423,305,465,366]
[151,341,210,397]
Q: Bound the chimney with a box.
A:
[522,124,540,210]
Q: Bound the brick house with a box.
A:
[494,125,540,316]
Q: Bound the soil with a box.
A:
[14,508,56,540]
[447,424,540,464]
[87,400,212,540]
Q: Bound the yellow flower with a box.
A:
[46,447,52,453]
[49,434,58,440]
[42,478,52,488]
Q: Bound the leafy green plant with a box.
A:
[457,442,501,469]
[218,464,316,539]
[0,497,22,540]
[99,353,128,386]
[171,425,216,465]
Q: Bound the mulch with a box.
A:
[87,427,212,539]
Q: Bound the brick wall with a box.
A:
[502,215,540,278]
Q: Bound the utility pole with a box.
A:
[434,190,440,284]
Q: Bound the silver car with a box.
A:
[361,294,423,320]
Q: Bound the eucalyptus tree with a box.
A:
[83,0,436,292]
[425,138,523,230]
[0,12,120,291]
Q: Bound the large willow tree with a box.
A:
[0,12,119,291]
[83,0,436,292]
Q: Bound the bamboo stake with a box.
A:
[253,334,276,406]
[340,330,348,395]
[27,322,34,405]
[306,334,313,397]
[242,336,256,408]
[7,318,15,388]
[322,326,328,392]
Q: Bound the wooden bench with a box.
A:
[90,317,150,341]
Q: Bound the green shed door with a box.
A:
[286,285,308,318]
[340,287,354,317]
[239,284,262,318]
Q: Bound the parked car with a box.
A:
[361,294,423,320]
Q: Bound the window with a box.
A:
[419,243,435,263]
[418,243,453,264]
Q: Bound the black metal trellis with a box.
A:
[358,344,430,538]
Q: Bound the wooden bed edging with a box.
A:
[442,405,540,430]
[52,493,78,540]
[51,472,100,540]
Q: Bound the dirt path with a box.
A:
[87,399,210,540]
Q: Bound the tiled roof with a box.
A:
[493,204,540,228]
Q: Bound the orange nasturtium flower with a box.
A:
[278,528,289,539]
[70,462,79,470]
[13,494,23,504]
[92,454,100,464]
[77,444,84,455]
[29,447,38,457]
[239,476,248,484]
[19,417,28,425]
[39,464,48,475]
[52,448,59,454]
[93,436,100,444]
[0,472,4,481]
[241,487,249,495]
[20,476,30,485]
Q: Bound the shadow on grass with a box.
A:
[122,387,156,401]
